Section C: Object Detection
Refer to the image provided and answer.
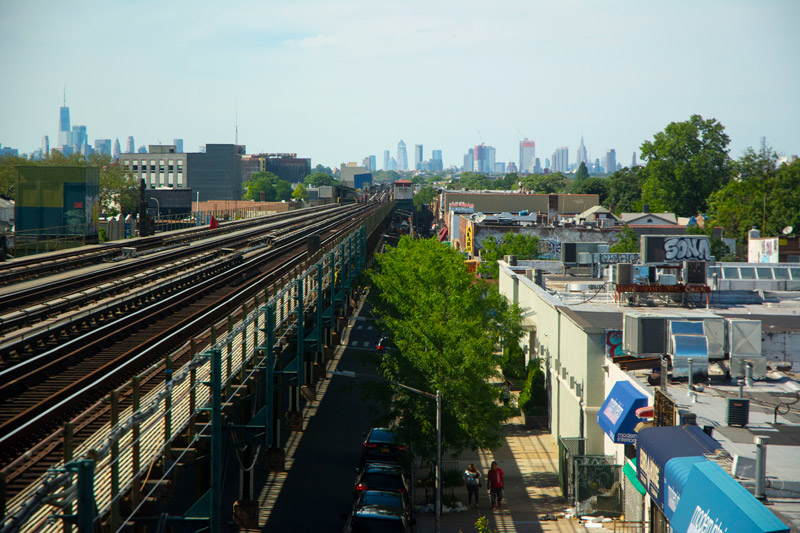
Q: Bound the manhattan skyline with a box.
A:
[1,0,798,168]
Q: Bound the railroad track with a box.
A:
[0,202,380,503]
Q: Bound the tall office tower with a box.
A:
[137,145,147,154]
[576,135,588,167]
[551,147,569,173]
[487,146,496,173]
[760,136,766,155]
[383,150,390,170]
[594,158,601,173]
[519,139,536,173]
[42,136,49,158]
[545,158,550,170]
[606,149,616,175]
[397,140,408,171]
[388,157,397,171]
[126,136,135,153]
[494,162,505,174]
[631,152,637,167]
[72,125,87,154]
[473,144,491,173]
[173,138,184,153]
[94,139,112,156]
[414,144,423,170]
[362,156,372,170]
[113,138,121,159]
[534,158,542,174]
[507,162,518,173]
[58,96,72,149]
[369,155,376,171]
[431,150,443,171]
[463,148,474,172]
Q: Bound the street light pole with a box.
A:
[149,197,160,218]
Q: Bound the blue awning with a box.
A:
[663,456,708,521]
[636,425,722,512]
[597,381,648,444]
[671,461,789,533]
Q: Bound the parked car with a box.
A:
[361,428,407,464]
[343,504,412,533]
[353,462,410,501]
[353,489,411,519]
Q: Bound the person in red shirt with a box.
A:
[487,461,505,509]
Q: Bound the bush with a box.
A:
[518,359,546,416]
[499,343,526,380]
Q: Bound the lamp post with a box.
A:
[332,370,442,533]
[149,197,160,218]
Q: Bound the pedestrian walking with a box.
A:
[463,464,481,508]
[487,461,505,510]
[501,380,512,406]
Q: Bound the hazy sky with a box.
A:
[1,0,798,169]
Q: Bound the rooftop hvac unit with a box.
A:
[684,260,708,285]
[671,315,725,360]
[658,274,677,285]
[669,334,708,380]
[623,313,667,356]
[729,356,767,380]
[600,218,615,229]
[633,265,650,284]
[616,263,633,285]
[728,318,762,357]
[562,242,577,265]
[577,252,593,265]
[667,320,704,355]
[727,398,750,427]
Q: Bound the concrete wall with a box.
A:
[763,331,800,369]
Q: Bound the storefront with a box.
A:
[597,380,649,445]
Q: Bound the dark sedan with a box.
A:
[361,428,407,464]
[353,462,410,501]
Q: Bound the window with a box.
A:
[756,267,773,280]
[790,268,800,280]
[773,268,790,280]
[739,268,756,280]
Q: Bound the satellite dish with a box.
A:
[783,226,794,235]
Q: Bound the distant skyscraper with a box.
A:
[463,148,474,172]
[431,150,443,172]
[473,144,491,173]
[42,136,49,158]
[58,94,71,149]
[507,162,518,173]
[551,147,569,173]
[606,149,616,175]
[369,155,376,171]
[137,145,147,154]
[545,158,550,170]
[72,125,87,154]
[95,139,112,156]
[173,138,184,153]
[494,162,506,174]
[362,156,371,170]
[126,136,135,153]
[760,136,766,155]
[388,157,397,171]
[383,150,390,170]
[397,140,408,171]
[576,135,588,167]
[519,139,536,173]
[487,146,496,173]
[534,158,542,174]
[414,144,423,170]
[631,152,637,167]
[113,138,121,159]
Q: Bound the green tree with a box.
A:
[312,164,332,175]
[520,172,567,193]
[609,224,639,253]
[274,179,293,201]
[304,172,338,187]
[373,170,401,183]
[413,185,437,212]
[242,171,280,201]
[478,232,540,278]
[574,161,590,183]
[292,182,309,202]
[604,167,646,213]
[0,155,34,197]
[640,115,731,216]
[571,176,610,204]
[450,172,493,191]
[368,238,522,461]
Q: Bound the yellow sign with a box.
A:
[465,226,473,252]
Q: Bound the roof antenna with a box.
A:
[63,85,66,107]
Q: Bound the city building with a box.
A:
[126,136,135,153]
[431,149,443,172]
[369,155,376,171]
[0,145,19,157]
[487,146,496,173]
[42,136,49,159]
[113,138,121,160]
[507,161,518,173]
[473,144,492,173]
[339,163,372,189]
[72,125,87,154]
[463,148,474,172]
[552,147,569,173]
[606,149,616,176]
[259,153,311,183]
[494,162,505,174]
[383,150,390,171]
[534,158,542,174]
[58,99,71,150]
[519,139,536,173]
[631,151,637,167]
[397,140,408,171]
[414,144,423,170]
[94,139,111,156]
[173,138,184,153]
[576,135,588,168]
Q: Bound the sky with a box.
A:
[1,0,799,170]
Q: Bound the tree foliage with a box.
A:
[574,161,590,183]
[368,238,523,460]
[304,172,338,187]
[519,172,567,193]
[571,176,610,204]
[603,167,646,213]
[413,185,437,212]
[312,164,332,175]
[274,179,293,201]
[640,114,731,217]
[243,171,280,201]
[291,182,309,202]
[478,232,540,278]
[609,224,639,253]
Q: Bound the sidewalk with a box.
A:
[414,409,581,533]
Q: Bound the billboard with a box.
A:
[641,235,711,264]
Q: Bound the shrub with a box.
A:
[499,343,526,380]
[518,359,546,416]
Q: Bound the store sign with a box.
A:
[639,449,661,499]
[465,226,473,251]
[449,201,475,214]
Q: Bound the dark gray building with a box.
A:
[187,144,245,201]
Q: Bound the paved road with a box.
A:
[261,302,387,532]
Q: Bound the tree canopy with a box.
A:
[603,167,646,213]
[304,172,338,188]
[291,182,309,202]
[574,161,590,183]
[609,224,639,253]
[571,176,610,204]
[243,171,281,201]
[640,114,731,217]
[312,164,332,175]
[412,185,437,212]
[479,232,540,278]
[368,238,522,460]
[519,172,567,193]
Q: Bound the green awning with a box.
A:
[624,458,646,495]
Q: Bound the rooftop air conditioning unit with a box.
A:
[600,218,615,229]
[658,274,677,285]
[729,356,767,380]
[577,252,593,265]
[561,243,577,265]
[727,398,749,427]
[624,313,668,356]
[684,261,708,285]
[616,263,633,285]
[670,334,708,380]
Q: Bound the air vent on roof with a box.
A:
[727,398,749,427]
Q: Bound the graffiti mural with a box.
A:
[642,235,711,263]
[539,240,562,260]
[605,329,623,358]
